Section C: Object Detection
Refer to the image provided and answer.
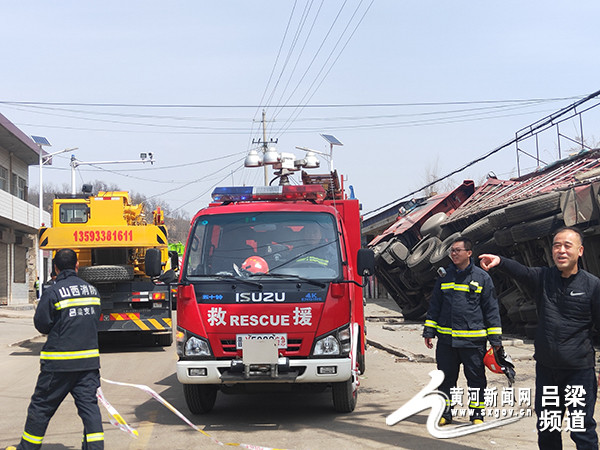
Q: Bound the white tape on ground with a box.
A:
[97,387,139,439]
[101,378,288,450]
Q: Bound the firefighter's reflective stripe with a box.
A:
[469,400,485,409]
[440,282,483,294]
[425,321,501,338]
[424,319,437,330]
[22,431,44,445]
[40,349,100,360]
[85,432,104,443]
[296,255,329,266]
[54,297,100,310]
[451,329,487,338]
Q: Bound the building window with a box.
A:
[0,166,7,192]
[12,174,26,200]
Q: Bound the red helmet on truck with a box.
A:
[242,256,269,274]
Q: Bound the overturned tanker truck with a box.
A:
[369,148,600,337]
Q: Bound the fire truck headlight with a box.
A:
[184,336,212,357]
[313,335,340,356]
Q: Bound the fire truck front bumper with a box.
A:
[177,357,352,384]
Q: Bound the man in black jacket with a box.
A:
[423,237,503,425]
[12,249,103,449]
[480,226,600,449]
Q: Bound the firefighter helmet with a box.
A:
[484,346,516,385]
[241,256,269,274]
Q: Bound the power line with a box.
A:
[0,97,581,108]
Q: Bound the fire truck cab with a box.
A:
[176,183,373,413]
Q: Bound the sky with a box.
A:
[2,1,600,219]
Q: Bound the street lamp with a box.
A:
[69,153,156,194]
[31,136,80,290]
[295,134,343,174]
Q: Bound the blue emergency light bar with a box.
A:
[211,185,325,202]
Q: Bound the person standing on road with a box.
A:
[10,249,104,450]
[479,226,600,449]
[423,237,503,425]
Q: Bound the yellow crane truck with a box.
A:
[38,185,177,346]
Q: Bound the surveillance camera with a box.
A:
[140,153,147,160]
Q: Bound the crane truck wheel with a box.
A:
[183,384,218,414]
[78,265,134,283]
[332,378,357,413]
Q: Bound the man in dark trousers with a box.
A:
[12,249,103,449]
[423,237,502,425]
[480,226,600,449]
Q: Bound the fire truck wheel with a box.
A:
[332,378,357,413]
[78,265,134,283]
[183,384,218,414]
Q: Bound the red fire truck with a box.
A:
[175,182,373,413]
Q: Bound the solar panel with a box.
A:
[320,134,343,146]
[31,136,51,146]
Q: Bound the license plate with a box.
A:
[236,333,287,349]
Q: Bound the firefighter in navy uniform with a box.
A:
[11,249,103,449]
[423,237,502,425]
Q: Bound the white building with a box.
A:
[0,113,51,306]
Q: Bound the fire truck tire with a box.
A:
[510,214,564,243]
[430,232,461,268]
[78,265,134,283]
[406,237,441,273]
[504,191,562,225]
[183,384,217,414]
[332,378,357,413]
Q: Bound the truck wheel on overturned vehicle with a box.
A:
[332,378,357,413]
[430,232,461,269]
[406,237,441,273]
[78,265,134,283]
[183,384,218,414]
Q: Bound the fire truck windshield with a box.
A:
[184,212,342,281]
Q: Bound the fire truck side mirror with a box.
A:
[145,248,162,277]
[356,248,375,277]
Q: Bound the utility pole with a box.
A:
[252,110,278,185]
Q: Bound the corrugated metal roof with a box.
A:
[446,148,600,224]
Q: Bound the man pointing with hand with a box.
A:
[480,226,600,449]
